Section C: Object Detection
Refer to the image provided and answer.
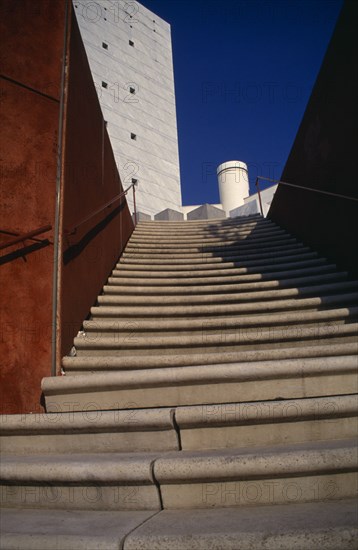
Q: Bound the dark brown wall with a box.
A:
[0,0,66,413]
[58,11,134,364]
[268,1,358,274]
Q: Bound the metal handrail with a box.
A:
[255,176,358,216]
[0,224,52,251]
[65,181,138,237]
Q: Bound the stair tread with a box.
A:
[1,500,357,550]
[0,508,157,550]
[123,499,358,550]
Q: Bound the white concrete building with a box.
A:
[74,0,182,217]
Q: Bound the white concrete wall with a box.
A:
[181,203,223,219]
[74,0,182,217]
[230,184,278,218]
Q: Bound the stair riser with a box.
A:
[0,431,178,456]
[179,417,358,451]
[74,335,358,358]
[0,484,160,511]
[44,371,358,412]
[159,472,357,510]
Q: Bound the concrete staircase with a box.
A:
[1,214,357,549]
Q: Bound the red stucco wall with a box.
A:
[0,0,66,413]
[1,1,134,413]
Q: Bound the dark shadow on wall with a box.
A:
[268,0,358,276]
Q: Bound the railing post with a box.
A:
[132,182,137,226]
[255,178,264,216]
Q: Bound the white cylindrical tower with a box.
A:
[217,161,249,215]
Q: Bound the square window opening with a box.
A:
[102,42,108,50]
[130,133,137,140]
[102,81,108,89]
[129,87,135,94]
[129,40,134,47]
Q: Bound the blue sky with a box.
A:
[142,0,343,207]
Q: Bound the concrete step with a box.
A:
[135,214,262,230]
[153,439,358,509]
[98,281,358,306]
[175,394,358,451]
[62,342,358,373]
[2,500,357,549]
[0,452,162,511]
[128,227,289,247]
[111,257,329,278]
[131,219,279,234]
[2,441,355,511]
[115,251,321,272]
[97,281,358,307]
[128,227,291,246]
[102,273,351,297]
[90,291,358,319]
[104,272,349,295]
[124,237,300,258]
[46,353,358,409]
[129,232,291,247]
[83,306,358,337]
[0,408,179,455]
[133,221,269,237]
[123,500,358,549]
[73,322,358,357]
[3,395,356,457]
[108,262,340,286]
[119,244,311,265]
[136,214,262,225]
[0,508,157,550]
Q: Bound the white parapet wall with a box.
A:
[74,0,182,217]
[230,184,278,218]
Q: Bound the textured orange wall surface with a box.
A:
[59,12,134,362]
[0,0,66,413]
[1,2,134,413]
